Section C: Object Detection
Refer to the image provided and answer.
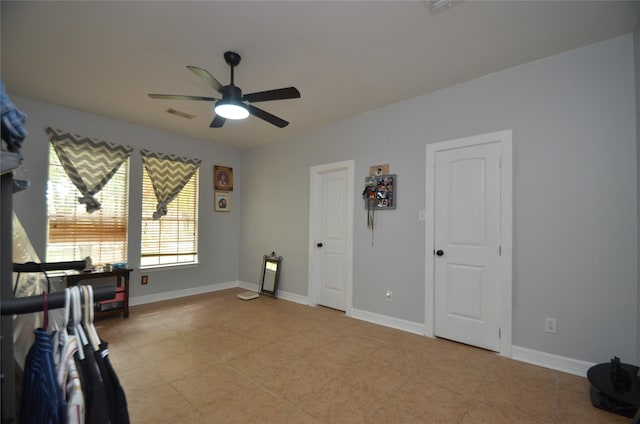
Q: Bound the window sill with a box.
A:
[138,263,199,272]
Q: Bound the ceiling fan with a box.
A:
[149,51,300,128]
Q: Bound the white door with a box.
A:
[308,161,354,312]
[433,141,502,351]
[317,169,348,310]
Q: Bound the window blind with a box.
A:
[46,144,129,264]
[140,167,198,267]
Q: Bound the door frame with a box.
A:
[425,130,513,357]
[308,160,355,314]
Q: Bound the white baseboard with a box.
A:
[276,290,309,305]
[349,307,425,335]
[129,283,593,377]
[237,281,309,305]
[237,281,258,292]
[511,345,595,377]
[129,281,239,306]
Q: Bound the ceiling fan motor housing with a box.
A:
[220,85,242,101]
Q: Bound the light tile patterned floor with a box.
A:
[96,288,631,424]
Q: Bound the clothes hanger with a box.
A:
[88,285,102,349]
[53,288,70,351]
[71,287,86,360]
[55,288,76,392]
[83,285,101,351]
[63,288,70,336]
[80,286,99,351]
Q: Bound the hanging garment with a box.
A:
[81,285,129,423]
[1,79,27,154]
[94,341,130,424]
[77,341,110,424]
[53,288,85,424]
[55,331,85,424]
[20,328,66,424]
[69,286,109,424]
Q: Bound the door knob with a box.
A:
[317,243,323,248]
[435,249,444,256]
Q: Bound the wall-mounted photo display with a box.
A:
[364,174,396,210]
[215,191,230,212]
[214,165,233,191]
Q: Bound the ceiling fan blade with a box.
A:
[148,94,218,101]
[242,87,301,103]
[187,66,223,93]
[246,104,289,128]
[210,115,226,128]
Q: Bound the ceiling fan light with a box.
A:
[215,102,249,120]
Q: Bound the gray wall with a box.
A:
[9,34,637,365]
[11,97,243,299]
[240,35,638,364]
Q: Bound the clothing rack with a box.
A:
[13,260,86,273]
[1,164,16,423]
[1,285,116,316]
[0,162,107,422]
[13,260,88,294]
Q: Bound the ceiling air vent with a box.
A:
[166,108,196,120]
[425,0,462,14]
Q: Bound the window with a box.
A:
[46,144,129,264]
[140,168,198,267]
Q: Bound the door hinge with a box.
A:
[499,328,501,338]
[499,245,502,256]
[499,158,502,169]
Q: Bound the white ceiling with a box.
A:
[2,1,639,149]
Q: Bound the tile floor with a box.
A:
[95,288,631,424]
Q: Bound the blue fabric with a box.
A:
[20,328,66,424]
[1,79,27,140]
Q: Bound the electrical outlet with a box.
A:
[385,291,392,301]
[544,317,557,334]
[141,275,149,285]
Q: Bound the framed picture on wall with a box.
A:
[215,191,230,212]
[369,164,389,176]
[364,174,396,210]
[214,165,233,191]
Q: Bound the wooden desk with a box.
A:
[66,268,131,318]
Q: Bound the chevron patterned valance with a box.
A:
[140,149,201,220]
[46,127,133,213]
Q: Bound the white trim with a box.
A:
[349,307,425,335]
[500,133,513,357]
[308,160,355,314]
[132,280,310,307]
[276,290,309,305]
[237,281,259,292]
[237,280,309,305]
[129,281,593,377]
[425,129,513,357]
[129,280,238,306]
[512,345,595,377]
